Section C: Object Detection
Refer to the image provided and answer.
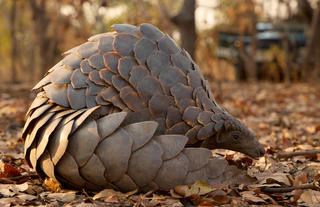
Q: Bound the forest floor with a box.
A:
[0,82,319,206]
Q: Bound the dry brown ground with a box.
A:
[0,82,319,206]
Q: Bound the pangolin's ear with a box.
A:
[214,120,224,131]
[224,121,231,131]
[215,121,225,144]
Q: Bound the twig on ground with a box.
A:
[0,172,38,184]
[277,149,320,159]
[82,189,96,204]
[261,183,319,193]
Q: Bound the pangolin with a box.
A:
[22,23,265,192]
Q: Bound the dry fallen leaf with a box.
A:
[0,183,29,198]
[298,190,320,204]
[293,172,308,186]
[256,172,292,186]
[240,191,266,204]
[93,188,137,200]
[47,191,76,202]
[0,187,15,197]
[174,180,216,197]
[16,194,37,201]
[0,160,21,179]
[12,182,29,193]
[43,178,61,192]
[197,201,216,206]
[208,189,230,204]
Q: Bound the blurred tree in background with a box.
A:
[0,0,319,83]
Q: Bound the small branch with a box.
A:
[277,149,320,159]
[261,183,319,193]
[0,172,38,184]
[82,189,96,204]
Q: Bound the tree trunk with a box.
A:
[239,29,257,82]
[302,3,320,81]
[297,0,314,24]
[282,26,291,83]
[171,0,196,58]
[10,0,18,83]
[28,0,50,82]
[158,0,196,58]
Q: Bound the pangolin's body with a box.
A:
[22,23,264,192]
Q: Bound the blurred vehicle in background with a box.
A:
[215,22,307,81]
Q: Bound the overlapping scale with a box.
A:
[140,23,164,41]
[183,148,211,171]
[68,118,100,167]
[79,154,109,188]
[113,33,138,56]
[120,87,144,111]
[88,70,101,85]
[197,122,215,140]
[43,84,69,107]
[23,104,53,139]
[146,51,171,77]
[24,111,55,158]
[95,129,132,182]
[166,106,182,128]
[70,69,88,89]
[166,121,191,135]
[103,52,120,73]
[183,106,202,127]
[67,84,86,109]
[197,111,213,126]
[134,38,157,66]
[36,116,63,160]
[32,75,51,90]
[80,60,94,74]
[118,57,137,80]
[98,36,114,53]
[77,42,98,58]
[99,69,114,85]
[112,24,139,35]
[50,65,73,85]
[159,67,187,93]
[55,151,87,188]
[137,75,163,101]
[47,118,74,165]
[62,53,81,69]
[25,95,48,117]
[123,121,158,151]
[185,125,202,144]
[149,94,174,117]
[127,140,163,187]
[128,66,149,88]
[154,135,188,160]
[158,35,180,55]
[112,75,129,91]
[154,152,189,190]
[171,52,193,74]
[88,53,105,70]
[123,109,153,126]
[39,150,56,180]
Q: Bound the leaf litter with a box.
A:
[0,82,320,206]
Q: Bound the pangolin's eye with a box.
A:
[233,134,240,140]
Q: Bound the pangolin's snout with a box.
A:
[252,144,265,158]
[257,145,265,157]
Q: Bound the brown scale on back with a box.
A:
[31,23,223,145]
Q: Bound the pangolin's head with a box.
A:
[201,114,265,159]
